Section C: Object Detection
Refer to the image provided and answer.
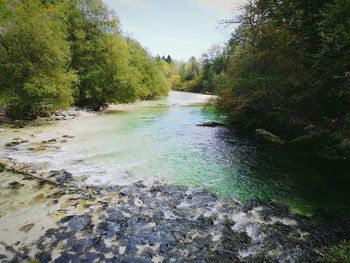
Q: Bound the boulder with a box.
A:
[5,141,21,148]
[197,121,226,127]
[255,129,285,144]
[49,170,73,184]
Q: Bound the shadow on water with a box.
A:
[209,127,350,217]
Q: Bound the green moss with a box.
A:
[320,241,350,263]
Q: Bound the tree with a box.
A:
[316,0,350,117]
[157,59,181,89]
[127,39,170,99]
[217,0,350,142]
[0,0,76,119]
[0,0,174,118]
[176,56,205,92]
[65,0,128,109]
[165,55,172,64]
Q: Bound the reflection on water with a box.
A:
[0,91,349,216]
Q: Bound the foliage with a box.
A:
[177,57,201,92]
[320,241,350,263]
[0,0,76,119]
[0,0,171,118]
[156,56,181,89]
[127,39,170,99]
[175,45,228,94]
[193,45,228,94]
[66,0,133,109]
[217,0,350,138]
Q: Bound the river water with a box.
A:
[1,91,349,216]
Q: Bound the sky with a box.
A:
[103,0,246,61]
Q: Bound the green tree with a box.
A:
[127,39,170,99]
[316,0,350,117]
[216,0,350,158]
[0,0,76,119]
[218,0,346,131]
[157,59,181,89]
[190,45,227,94]
[65,0,132,110]
[165,55,172,64]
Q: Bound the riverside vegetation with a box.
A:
[0,0,174,118]
[176,0,350,160]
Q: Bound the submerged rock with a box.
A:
[67,215,91,232]
[5,141,21,148]
[42,139,56,144]
[19,223,35,233]
[8,181,24,189]
[32,193,46,204]
[28,143,48,152]
[197,121,226,127]
[62,135,74,139]
[255,129,285,144]
[49,170,73,184]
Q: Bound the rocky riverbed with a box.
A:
[1,91,350,262]
[1,158,350,263]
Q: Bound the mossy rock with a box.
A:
[0,163,5,173]
[255,129,286,144]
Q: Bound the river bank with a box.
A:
[1,159,350,263]
[225,112,350,162]
[1,92,350,215]
[1,91,350,262]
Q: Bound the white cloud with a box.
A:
[190,0,246,16]
[109,0,148,8]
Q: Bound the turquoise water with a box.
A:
[1,91,350,216]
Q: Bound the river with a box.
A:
[1,91,349,216]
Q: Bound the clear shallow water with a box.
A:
[1,91,350,216]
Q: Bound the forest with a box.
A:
[0,0,173,118]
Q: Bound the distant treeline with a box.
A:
[173,44,227,95]
[0,0,176,119]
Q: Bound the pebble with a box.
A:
[1,176,349,263]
